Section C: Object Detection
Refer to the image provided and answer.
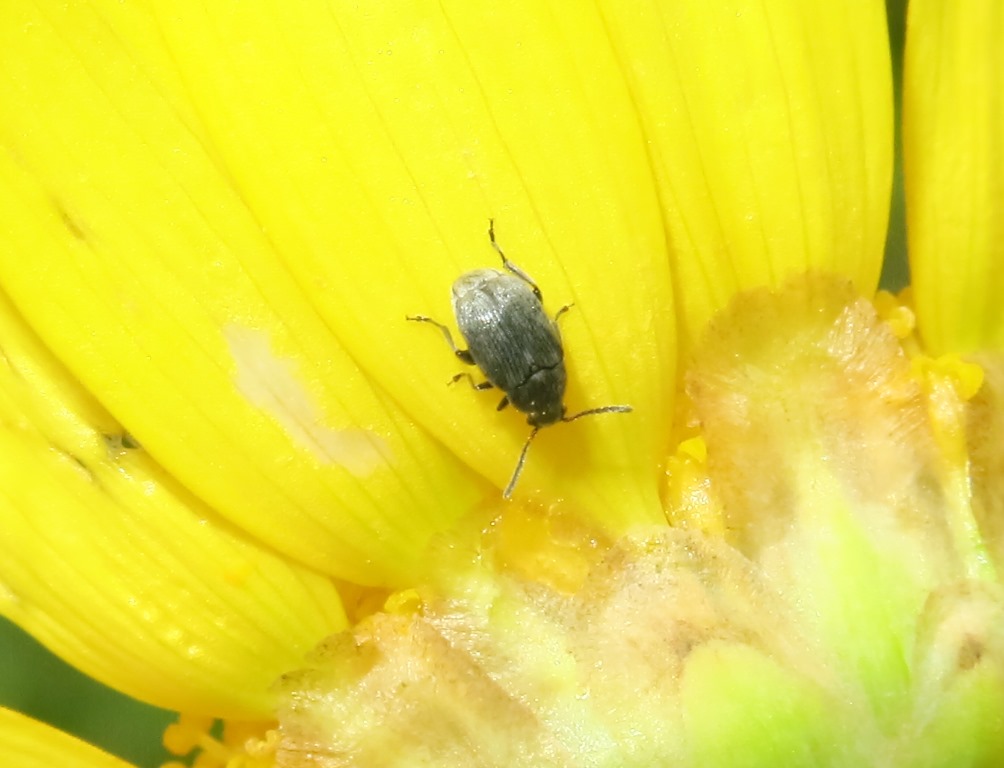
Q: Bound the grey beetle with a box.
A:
[408,220,632,498]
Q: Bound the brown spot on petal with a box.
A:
[51,197,88,241]
[957,633,984,672]
[913,580,1004,689]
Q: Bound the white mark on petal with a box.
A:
[225,324,386,476]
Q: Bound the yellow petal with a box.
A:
[0,289,346,718]
[904,0,1004,354]
[145,0,674,526]
[0,708,133,768]
[597,0,893,345]
[0,1,492,586]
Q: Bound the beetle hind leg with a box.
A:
[407,314,474,364]
[488,219,543,301]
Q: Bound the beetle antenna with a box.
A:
[563,404,633,422]
[503,406,631,499]
[504,427,540,500]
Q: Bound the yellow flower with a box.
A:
[1,1,1002,766]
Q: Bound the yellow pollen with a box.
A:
[663,436,726,537]
[385,588,423,615]
[162,714,277,768]
[873,289,917,340]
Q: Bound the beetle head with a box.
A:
[526,401,566,428]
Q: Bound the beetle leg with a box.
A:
[553,303,573,323]
[488,219,543,301]
[451,372,494,391]
[407,315,474,364]
[496,395,510,411]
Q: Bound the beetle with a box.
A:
[408,220,631,498]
